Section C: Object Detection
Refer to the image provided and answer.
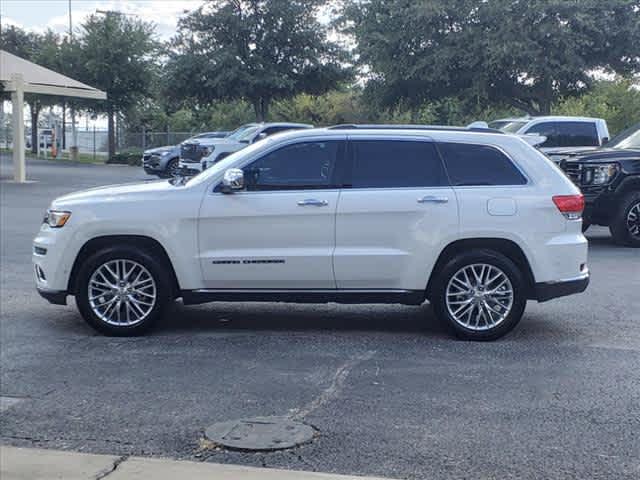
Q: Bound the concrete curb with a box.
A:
[1,446,398,480]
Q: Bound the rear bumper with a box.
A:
[535,272,589,302]
[37,287,67,305]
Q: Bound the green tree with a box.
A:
[76,12,157,159]
[344,0,640,115]
[168,0,351,121]
[554,79,640,134]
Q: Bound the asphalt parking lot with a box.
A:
[1,154,639,479]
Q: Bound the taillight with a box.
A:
[553,194,584,220]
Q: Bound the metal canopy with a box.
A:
[1,50,107,182]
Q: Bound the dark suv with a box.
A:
[558,123,640,247]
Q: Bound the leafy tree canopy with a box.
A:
[168,0,351,121]
[344,0,640,115]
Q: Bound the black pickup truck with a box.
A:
[555,123,640,247]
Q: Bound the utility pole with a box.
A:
[68,0,79,160]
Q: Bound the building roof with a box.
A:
[0,50,106,100]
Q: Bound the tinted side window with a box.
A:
[525,122,560,148]
[350,140,447,188]
[439,143,527,186]
[244,141,341,191]
[556,122,599,147]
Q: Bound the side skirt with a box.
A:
[181,289,426,306]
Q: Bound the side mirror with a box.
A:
[221,168,244,193]
[601,137,609,145]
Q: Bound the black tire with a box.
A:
[75,245,172,336]
[609,191,640,248]
[162,158,180,178]
[431,249,527,341]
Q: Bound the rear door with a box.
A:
[333,137,458,290]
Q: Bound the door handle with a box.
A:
[417,195,449,204]
[297,199,329,207]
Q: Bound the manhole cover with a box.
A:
[204,416,315,451]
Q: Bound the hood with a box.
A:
[182,138,231,147]
[560,147,640,163]
[544,146,600,156]
[144,145,178,155]
[51,180,180,209]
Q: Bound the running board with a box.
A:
[181,289,426,306]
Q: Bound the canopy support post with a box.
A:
[11,74,26,183]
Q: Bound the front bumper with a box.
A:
[535,271,590,302]
[178,160,202,174]
[37,287,67,305]
[143,154,169,175]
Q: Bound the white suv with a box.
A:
[34,127,589,340]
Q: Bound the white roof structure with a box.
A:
[1,50,107,182]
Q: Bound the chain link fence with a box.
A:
[0,124,199,163]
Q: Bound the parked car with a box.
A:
[34,126,589,340]
[142,145,181,177]
[174,131,231,171]
[180,122,313,173]
[142,132,230,178]
[558,122,640,247]
[26,128,54,150]
[488,116,610,154]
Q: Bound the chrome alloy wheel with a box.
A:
[627,202,640,238]
[88,259,157,326]
[445,263,514,331]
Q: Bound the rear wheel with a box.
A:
[609,191,640,247]
[431,249,527,341]
[75,246,171,336]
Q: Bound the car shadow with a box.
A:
[154,301,450,337]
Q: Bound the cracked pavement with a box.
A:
[1,156,639,479]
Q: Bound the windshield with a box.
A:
[610,124,640,149]
[185,136,276,187]
[227,125,259,141]
[489,120,527,133]
[235,126,261,142]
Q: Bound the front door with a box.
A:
[198,139,344,289]
[334,137,459,290]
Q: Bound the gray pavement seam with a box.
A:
[95,454,129,480]
[290,350,376,421]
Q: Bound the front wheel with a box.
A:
[609,191,640,247]
[163,158,180,178]
[75,246,171,336]
[431,249,527,341]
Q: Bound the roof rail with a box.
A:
[326,124,504,134]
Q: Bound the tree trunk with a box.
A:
[29,101,40,154]
[538,77,553,115]
[538,97,552,116]
[253,97,270,122]
[107,107,116,161]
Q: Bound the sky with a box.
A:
[0,0,205,39]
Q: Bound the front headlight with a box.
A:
[43,210,71,228]
[583,163,619,185]
[202,146,214,156]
